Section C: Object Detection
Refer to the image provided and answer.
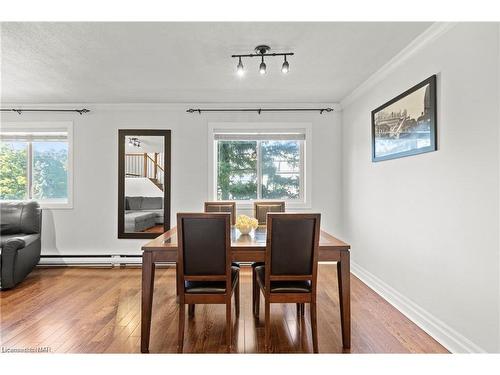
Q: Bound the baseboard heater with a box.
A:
[39,255,254,267]
[39,254,148,267]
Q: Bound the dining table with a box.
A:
[140,225,351,353]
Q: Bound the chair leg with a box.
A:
[264,301,271,352]
[235,280,240,317]
[226,301,232,353]
[188,304,195,317]
[177,303,185,353]
[310,302,318,353]
[255,289,260,318]
[296,303,305,316]
[296,303,306,316]
[252,267,257,316]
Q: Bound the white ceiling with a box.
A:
[1,22,432,104]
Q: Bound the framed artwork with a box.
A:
[372,75,437,162]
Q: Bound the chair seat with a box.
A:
[185,266,239,294]
[255,265,311,293]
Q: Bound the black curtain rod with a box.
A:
[187,107,333,115]
[1,108,90,115]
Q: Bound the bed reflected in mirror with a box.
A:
[118,129,171,239]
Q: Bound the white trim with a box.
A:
[0,121,74,209]
[497,22,500,353]
[340,22,457,109]
[207,122,312,209]
[351,261,487,353]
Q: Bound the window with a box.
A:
[0,123,73,208]
[213,129,306,203]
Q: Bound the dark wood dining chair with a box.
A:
[253,201,285,225]
[176,212,240,352]
[252,213,321,353]
[204,201,236,225]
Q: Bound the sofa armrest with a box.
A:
[1,238,26,289]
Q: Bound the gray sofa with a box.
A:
[124,196,163,232]
[0,201,42,290]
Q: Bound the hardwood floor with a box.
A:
[0,265,448,354]
[143,225,164,233]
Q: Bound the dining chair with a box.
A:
[253,201,285,225]
[176,212,240,352]
[252,213,321,353]
[204,201,236,225]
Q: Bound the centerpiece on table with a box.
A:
[235,214,258,235]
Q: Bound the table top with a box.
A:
[142,226,350,252]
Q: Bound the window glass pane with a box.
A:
[217,140,257,200]
[261,140,301,200]
[0,141,28,200]
[32,141,68,201]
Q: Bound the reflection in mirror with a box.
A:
[118,130,170,239]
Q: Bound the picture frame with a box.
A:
[371,75,437,162]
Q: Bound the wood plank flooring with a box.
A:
[0,265,448,353]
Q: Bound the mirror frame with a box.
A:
[118,129,171,239]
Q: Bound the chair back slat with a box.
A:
[204,201,236,225]
[254,201,285,225]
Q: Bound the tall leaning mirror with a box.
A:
[118,129,171,239]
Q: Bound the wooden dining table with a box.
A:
[140,225,351,353]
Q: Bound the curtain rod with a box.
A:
[1,108,90,115]
[186,107,334,115]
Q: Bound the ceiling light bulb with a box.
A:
[259,57,266,75]
[281,57,289,74]
[237,57,244,76]
[129,139,133,146]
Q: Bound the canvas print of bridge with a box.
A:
[372,75,437,162]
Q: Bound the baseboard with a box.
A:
[38,254,144,266]
[351,261,486,353]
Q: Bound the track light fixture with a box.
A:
[128,137,141,148]
[259,56,266,75]
[232,45,293,76]
[281,56,289,74]
[236,56,244,76]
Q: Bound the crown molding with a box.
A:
[340,22,458,109]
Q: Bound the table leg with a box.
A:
[337,251,351,349]
[141,252,155,353]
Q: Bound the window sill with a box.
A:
[0,200,73,210]
[39,203,73,210]
[231,200,311,210]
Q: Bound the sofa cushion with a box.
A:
[141,197,163,210]
[255,265,312,293]
[126,197,143,210]
[0,201,41,235]
[184,266,240,294]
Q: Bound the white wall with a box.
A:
[341,23,500,352]
[125,178,163,197]
[0,104,342,256]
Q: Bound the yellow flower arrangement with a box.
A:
[235,214,258,235]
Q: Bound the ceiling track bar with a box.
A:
[231,52,295,58]
[186,107,333,115]
[0,108,90,115]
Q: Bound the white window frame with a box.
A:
[207,122,312,209]
[0,121,74,209]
